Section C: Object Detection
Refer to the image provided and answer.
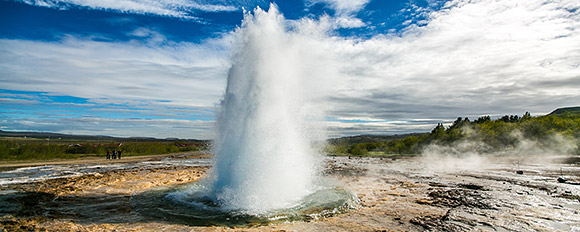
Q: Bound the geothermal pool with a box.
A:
[132,182,357,227]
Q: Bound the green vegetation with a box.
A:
[0,135,209,161]
[3,107,579,161]
[329,108,580,157]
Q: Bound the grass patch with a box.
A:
[0,138,208,161]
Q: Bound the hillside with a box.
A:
[328,133,426,145]
[329,107,580,156]
[549,106,580,115]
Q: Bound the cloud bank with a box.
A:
[0,33,230,107]
[0,30,231,138]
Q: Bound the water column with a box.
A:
[210,4,320,215]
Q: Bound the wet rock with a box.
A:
[428,182,448,188]
[554,193,580,201]
[15,192,55,217]
[424,188,494,209]
[457,184,484,191]
[324,163,367,176]
[410,214,470,231]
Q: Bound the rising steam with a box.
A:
[421,128,578,172]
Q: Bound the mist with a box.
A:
[420,127,578,172]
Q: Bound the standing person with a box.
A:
[113,149,117,159]
[117,150,122,159]
[106,150,111,160]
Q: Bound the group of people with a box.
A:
[106,149,122,160]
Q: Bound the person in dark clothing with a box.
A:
[106,150,111,160]
[113,149,117,159]
[117,150,122,159]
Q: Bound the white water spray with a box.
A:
[209,5,322,215]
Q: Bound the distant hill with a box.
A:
[0,130,206,142]
[328,133,426,145]
[0,130,115,140]
[549,106,580,115]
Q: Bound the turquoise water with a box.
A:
[131,181,359,227]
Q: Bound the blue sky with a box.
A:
[1,0,579,139]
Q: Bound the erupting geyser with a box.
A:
[210,5,320,215]
[131,5,357,226]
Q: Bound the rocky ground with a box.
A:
[1,155,579,231]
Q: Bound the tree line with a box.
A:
[328,111,580,156]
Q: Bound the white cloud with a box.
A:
[306,0,369,28]
[300,0,580,136]
[333,15,366,28]
[0,98,39,104]
[3,116,215,139]
[128,27,168,44]
[308,0,369,15]
[0,34,231,108]
[19,0,239,19]
[322,116,442,138]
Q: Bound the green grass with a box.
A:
[365,151,418,157]
[327,151,418,157]
[0,139,208,161]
